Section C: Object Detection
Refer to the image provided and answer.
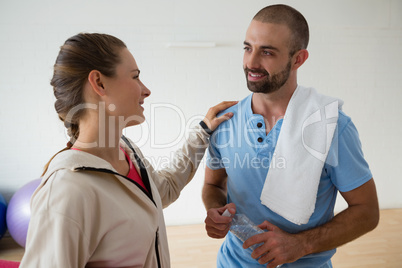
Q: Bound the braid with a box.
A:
[42,33,126,176]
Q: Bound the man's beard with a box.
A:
[244,61,292,94]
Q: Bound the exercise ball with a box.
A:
[6,178,41,247]
[0,193,7,239]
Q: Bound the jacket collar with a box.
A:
[42,138,155,204]
[43,138,136,179]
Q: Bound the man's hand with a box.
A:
[204,203,236,239]
[243,221,307,268]
[242,179,379,267]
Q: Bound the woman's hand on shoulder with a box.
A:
[202,101,238,132]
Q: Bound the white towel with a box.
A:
[260,86,343,225]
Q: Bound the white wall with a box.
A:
[0,0,401,225]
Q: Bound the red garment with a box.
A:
[0,260,20,268]
[120,148,148,192]
[70,148,148,192]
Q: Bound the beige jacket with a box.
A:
[20,125,209,268]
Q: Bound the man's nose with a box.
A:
[245,51,261,70]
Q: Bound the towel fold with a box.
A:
[260,86,343,225]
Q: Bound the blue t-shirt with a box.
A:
[206,93,372,268]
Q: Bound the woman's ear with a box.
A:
[88,70,106,96]
[292,49,309,70]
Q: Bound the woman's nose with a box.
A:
[142,82,151,97]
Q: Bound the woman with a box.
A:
[19,33,236,268]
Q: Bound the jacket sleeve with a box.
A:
[20,210,90,268]
[145,124,210,208]
[20,171,93,268]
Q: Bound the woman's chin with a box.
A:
[123,115,146,128]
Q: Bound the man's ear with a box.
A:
[292,49,309,70]
[88,70,106,96]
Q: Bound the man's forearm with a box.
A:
[299,203,379,255]
[298,180,379,255]
[202,183,227,210]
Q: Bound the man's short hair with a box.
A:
[253,4,309,55]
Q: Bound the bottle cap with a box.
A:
[222,209,232,217]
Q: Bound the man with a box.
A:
[202,4,379,268]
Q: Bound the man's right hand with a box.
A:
[204,203,236,239]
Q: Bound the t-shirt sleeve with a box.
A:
[327,117,372,192]
[206,133,225,170]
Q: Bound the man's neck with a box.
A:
[251,83,297,133]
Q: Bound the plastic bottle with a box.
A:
[222,209,265,251]
[222,209,283,267]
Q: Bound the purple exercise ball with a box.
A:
[6,178,41,247]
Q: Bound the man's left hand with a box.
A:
[243,221,308,268]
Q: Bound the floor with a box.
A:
[0,209,401,267]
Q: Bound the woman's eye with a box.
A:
[133,69,141,79]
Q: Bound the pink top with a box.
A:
[71,147,148,192]
[120,148,148,192]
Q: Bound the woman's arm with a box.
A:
[150,101,236,207]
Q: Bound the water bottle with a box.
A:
[222,209,283,267]
[222,209,265,251]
